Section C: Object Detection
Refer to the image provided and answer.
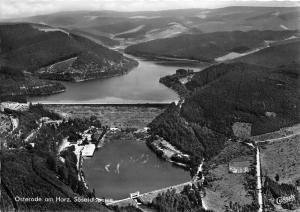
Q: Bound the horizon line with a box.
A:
[2,4,300,20]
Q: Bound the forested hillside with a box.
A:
[149,40,300,162]
[0,23,137,81]
[229,40,300,67]
[0,105,110,211]
[125,30,298,61]
[0,66,65,102]
[184,63,299,135]
[0,23,138,100]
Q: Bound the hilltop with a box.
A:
[9,6,300,47]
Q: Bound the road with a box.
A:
[255,132,300,144]
[253,123,300,212]
[256,147,263,212]
[253,123,300,144]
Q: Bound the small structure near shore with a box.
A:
[81,144,96,157]
[130,191,140,199]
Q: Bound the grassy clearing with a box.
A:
[204,164,253,211]
[203,141,256,212]
[260,135,300,185]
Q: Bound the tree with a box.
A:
[46,154,56,171]
[296,179,300,186]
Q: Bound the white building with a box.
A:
[81,144,96,157]
[229,160,251,174]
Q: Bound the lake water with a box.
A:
[28,55,204,104]
[83,135,191,199]
[29,53,201,200]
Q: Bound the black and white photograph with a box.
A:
[0,0,299,211]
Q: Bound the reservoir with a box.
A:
[28,55,204,104]
[30,52,203,200]
[83,133,191,199]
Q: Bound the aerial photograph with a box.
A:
[0,0,299,211]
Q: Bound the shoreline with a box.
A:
[37,53,139,83]
[146,135,191,169]
[29,88,66,97]
[26,53,203,104]
[78,127,195,202]
[57,125,110,193]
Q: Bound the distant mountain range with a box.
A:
[11,6,299,47]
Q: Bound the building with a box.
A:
[81,144,96,157]
[229,159,252,174]
[130,191,140,199]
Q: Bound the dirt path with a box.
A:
[255,131,300,144]
[253,123,300,144]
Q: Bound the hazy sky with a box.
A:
[1,0,299,19]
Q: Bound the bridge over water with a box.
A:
[106,180,202,207]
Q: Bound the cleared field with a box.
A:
[260,135,300,185]
[203,163,253,211]
[45,104,167,129]
[203,142,255,211]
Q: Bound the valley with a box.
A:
[1,4,300,212]
[27,55,201,104]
